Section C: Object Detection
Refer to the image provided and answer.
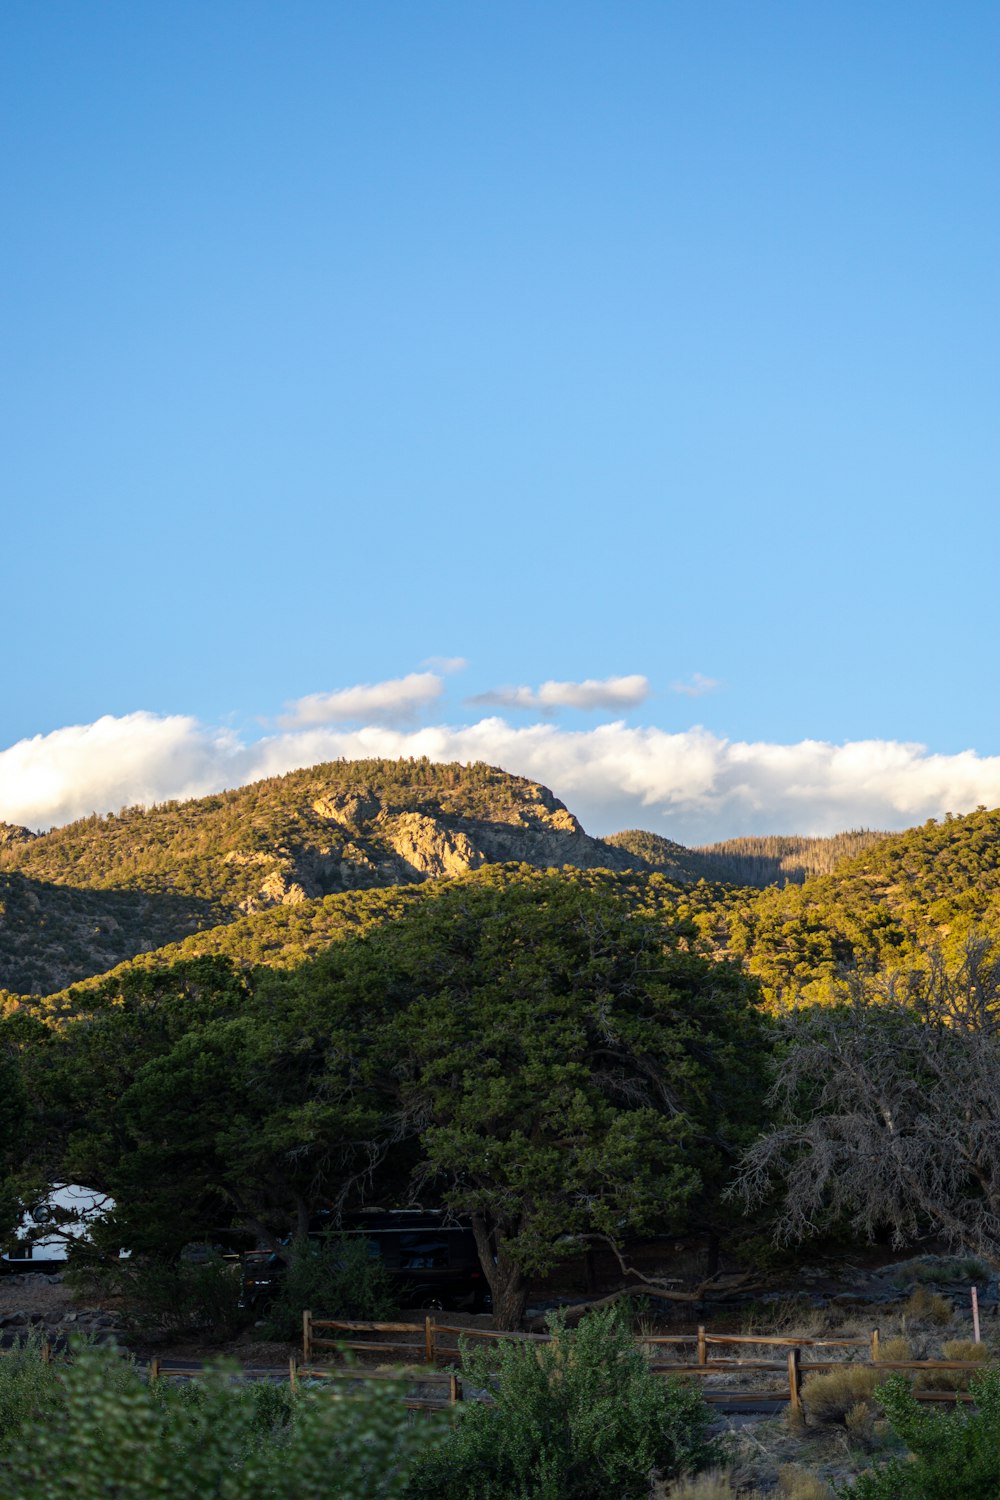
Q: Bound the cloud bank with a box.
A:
[4,711,1000,845]
[471,675,650,712]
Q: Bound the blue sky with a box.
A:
[3,2,998,840]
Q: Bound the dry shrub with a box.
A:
[942,1337,990,1363]
[801,1365,879,1425]
[776,1466,836,1500]
[903,1286,953,1326]
[844,1399,877,1450]
[874,1335,912,1363]
[914,1336,990,1392]
[662,1472,736,1499]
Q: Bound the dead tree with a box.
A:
[733,936,1000,1265]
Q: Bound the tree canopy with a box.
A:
[14,873,769,1326]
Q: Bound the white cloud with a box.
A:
[671,673,720,698]
[5,711,1000,845]
[280,672,443,728]
[0,714,247,832]
[471,675,650,712]
[420,656,468,674]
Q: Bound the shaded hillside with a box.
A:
[0,760,646,995]
[28,863,726,1017]
[600,830,721,883]
[0,871,213,1000]
[695,830,890,887]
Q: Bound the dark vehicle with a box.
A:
[239,1208,491,1313]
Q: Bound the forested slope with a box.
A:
[0,760,647,994]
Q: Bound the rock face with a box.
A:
[385,813,488,880]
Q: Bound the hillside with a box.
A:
[30,862,730,1018]
[721,808,1000,1003]
[694,830,890,886]
[600,829,719,883]
[0,759,649,995]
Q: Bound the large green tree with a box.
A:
[303,871,771,1326]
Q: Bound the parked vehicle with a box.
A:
[1,1184,122,1273]
[239,1208,491,1312]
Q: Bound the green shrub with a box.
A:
[845,1369,1000,1499]
[0,1344,443,1499]
[265,1233,398,1340]
[404,1305,718,1500]
[0,1333,60,1451]
[103,1251,247,1341]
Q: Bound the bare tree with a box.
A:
[733,936,1000,1264]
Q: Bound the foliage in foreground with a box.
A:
[0,1344,443,1500]
[845,1369,1000,1499]
[403,1305,718,1500]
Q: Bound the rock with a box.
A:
[313,790,382,828]
[385,814,488,880]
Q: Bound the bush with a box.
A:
[776,1470,836,1500]
[0,1343,443,1499]
[661,1464,835,1499]
[874,1336,912,1364]
[104,1252,247,1342]
[845,1369,1000,1499]
[0,1333,60,1451]
[404,1305,718,1500]
[801,1366,880,1426]
[662,1475,735,1499]
[265,1233,398,1340]
[914,1338,990,1393]
[903,1287,953,1327]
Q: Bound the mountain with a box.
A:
[0,759,649,996]
[6,755,996,1010]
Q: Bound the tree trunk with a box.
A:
[471,1213,530,1330]
[492,1274,530,1331]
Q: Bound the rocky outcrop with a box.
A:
[384,813,488,880]
[313,789,382,827]
[0,823,37,852]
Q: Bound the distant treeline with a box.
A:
[695,831,890,888]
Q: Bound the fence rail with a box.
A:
[301,1312,995,1408]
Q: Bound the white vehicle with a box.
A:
[2,1185,119,1270]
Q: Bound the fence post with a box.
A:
[787,1347,802,1417]
[424,1316,435,1364]
[289,1356,298,1390]
[972,1288,981,1344]
[449,1372,459,1406]
[40,1340,51,1366]
[303,1310,312,1364]
[150,1358,160,1383]
[697,1325,707,1366]
[870,1327,880,1363]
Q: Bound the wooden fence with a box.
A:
[3,1322,991,1411]
[301,1313,994,1408]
